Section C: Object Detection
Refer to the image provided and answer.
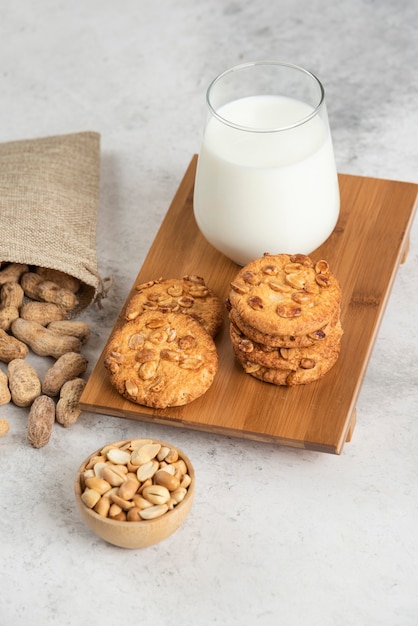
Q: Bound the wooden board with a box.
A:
[80,156,418,454]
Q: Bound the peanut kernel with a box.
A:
[79,440,192,523]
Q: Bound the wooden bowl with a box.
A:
[74,439,195,549]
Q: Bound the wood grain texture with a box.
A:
[80,156,418,454]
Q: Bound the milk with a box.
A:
[193,95,340,266]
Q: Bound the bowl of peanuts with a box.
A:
[74,438,195,548]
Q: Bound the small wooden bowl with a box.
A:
[74,439,195,549]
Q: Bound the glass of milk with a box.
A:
[193,61,340,266]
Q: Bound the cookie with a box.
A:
[235,342,341,386]
[228,305,340,349]
[228,253,341,338]
[230,319,343,370]
[125,276,223,337]
[104,311,218,408]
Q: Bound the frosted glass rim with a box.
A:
[206,60,326,133]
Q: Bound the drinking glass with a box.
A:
[193,61,340,266]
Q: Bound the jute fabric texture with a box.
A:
[0,131,104,311]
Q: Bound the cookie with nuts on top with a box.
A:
[235,343,341,387]
[228,305,340,349]
[230,318,343,371]
[104,311,218,409]
[125,276,223,338]
[227,253,342,338]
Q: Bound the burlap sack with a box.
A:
[0,131,108,313]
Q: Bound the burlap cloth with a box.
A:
[0,131,109,313]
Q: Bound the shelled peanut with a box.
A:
[79,440,192,521]
[0,262,92,446]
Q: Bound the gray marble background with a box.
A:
[0,1,417,625]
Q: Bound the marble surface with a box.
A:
[1,0,417,624]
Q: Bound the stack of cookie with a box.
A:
[104,275,223,408]
[226,253,343,386]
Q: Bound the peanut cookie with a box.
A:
[228,253,341,338]
[235,342,341,386]
[104,311,218,408]
[230,319,343,370]
[228,306,340,349]
[125,276,223,337]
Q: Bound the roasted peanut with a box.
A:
[0,418,10,436]
[109,493,136,511]
[84,476,112,495]
[20,272,44,299]
[131,442,161,466]
[0,328,29,363]
[42,352,87,397]
[108,503,124,519]
[78,439,193,523]
[132,494,153,509]
[154,469,181,492]
[137,478,153,494]
[139,504,169,520]
[171,459,187,478]
[81,488,101,509]
[0,281,24,307]
[164,447,179,464]
[27,395,55,448]
[20,301,67,326]
[0,282,24,330]
[47,320,90,343]
[35,267,81,293]
[0,305,20,332]
[92,461,107,477]
[0,263,91,446]
[0,263,28,285]
[142,484,170,505]
[36,280,79,310]
[94,496,111,517]
[8,358,41,407]
[0,369,11,406]
[85,455,106,471]
[136,459,159,482]
[126,507,143,521]
[130,438,154,449]
[80,469,95,487]
[55,377,86,427]
[21,272,79,310]
[106,448,131,465]
[157,446,170,461]
[180,473,192,489]
[11,318,81,359]
[102,465,127,487]
[170,487,188,504]
[118,477,140,501]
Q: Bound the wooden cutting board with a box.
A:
[80,155,418,454]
